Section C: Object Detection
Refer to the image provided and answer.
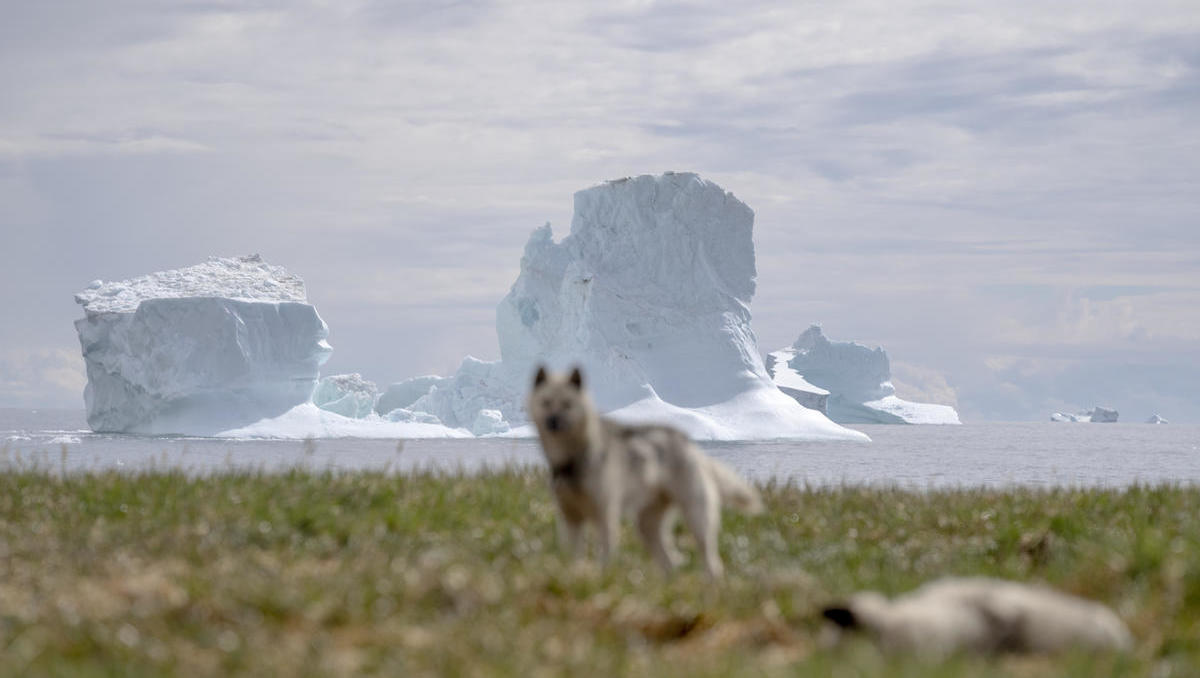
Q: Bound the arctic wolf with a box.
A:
[528,366,762,578]
[822,577,1132,657]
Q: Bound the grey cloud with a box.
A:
[957,359,1200,423]
[585,2,767,53]
[356,0,496,33]
[1,1,1198,420]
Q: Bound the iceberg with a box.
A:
[768,326,961,425]
[313,373,378,419]
[74,255,470,439]
[763,350,829,413]
[375,375,446,416]
[74,255,333,434]
[407,356,523,434]
[1051,407,1119,423]
[470,409,510,436]
[1146,414,1168,424]
[399,172,865,441]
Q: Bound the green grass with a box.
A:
[0,467,1196,676]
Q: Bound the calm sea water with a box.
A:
[2,408,1197,487]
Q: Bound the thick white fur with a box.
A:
[825,577,1132,658]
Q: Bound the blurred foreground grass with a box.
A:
[0,467,1196,676]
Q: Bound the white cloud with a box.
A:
[0,348,86,408]
[891,361,960,408]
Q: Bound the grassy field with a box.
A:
[0,466,1196,676]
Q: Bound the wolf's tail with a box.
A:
[705,457,764,514]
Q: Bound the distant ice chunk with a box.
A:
[769,326,960,425]
[1051,407,1119,423]
[408,356,524,432]
[313,373,378,419]
[860,396,961,425]
[471,409,510,436]
[74,255,332,434]
[399,173,865,441]
[375,375,446,415]
[1146,414,1168,424]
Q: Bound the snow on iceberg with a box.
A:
[313,373,378,419]
[763,349,829,413]
[217,403,470,439]
[74,255,334,434]
[768,325,961,425]
[401,172,866,441]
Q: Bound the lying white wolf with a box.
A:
[528,366,762,578]
[822,577,1132,657]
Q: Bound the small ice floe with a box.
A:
[47,435,82,445]
[4,434,32,442]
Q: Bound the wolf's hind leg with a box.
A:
[558,513,587,559]
[637,501,682,573]
[680,481,724,579]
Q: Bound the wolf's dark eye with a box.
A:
[542,398,552,409]
[559,400,571,410]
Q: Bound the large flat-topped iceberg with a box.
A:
[393,172,865,441]
[769,325,961,425]
[74,255,334,434]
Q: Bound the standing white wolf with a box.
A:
[528,366,763,578]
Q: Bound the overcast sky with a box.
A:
[2,0,1197,422]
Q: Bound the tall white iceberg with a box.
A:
[768,325,961,425]
[74,255,333,434]
[402,172,865,441]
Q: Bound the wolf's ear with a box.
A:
[822,606,859,629]
[568,366,583,390]
[534,365,548,387]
